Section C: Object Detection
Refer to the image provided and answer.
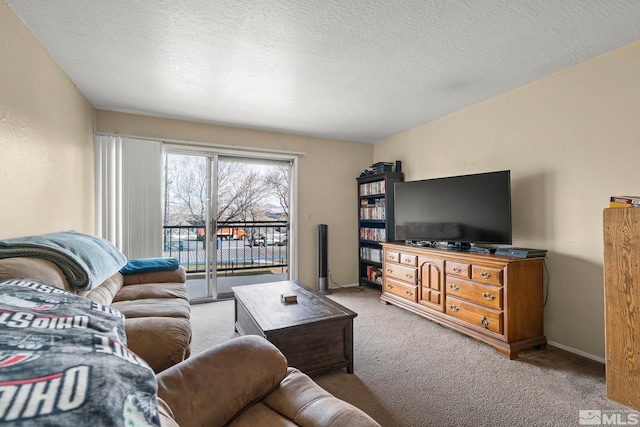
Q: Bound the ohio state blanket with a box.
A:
[0,279,160,426]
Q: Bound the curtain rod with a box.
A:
[94,132,306,156]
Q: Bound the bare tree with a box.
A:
[264,165,289,215]
[217,161,269,221]
[170,155,207,226]
[162,155,287,227]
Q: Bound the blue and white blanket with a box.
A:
[0,279,160,426]
[0,231,127,291]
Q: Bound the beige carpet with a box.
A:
[189,286,632,426]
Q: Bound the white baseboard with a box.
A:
[547,340,605,364]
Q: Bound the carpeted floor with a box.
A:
[189,286,632,426]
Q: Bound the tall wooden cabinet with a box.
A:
[357,172,403,287]
[380,242,547,359]
[603,208,640,411]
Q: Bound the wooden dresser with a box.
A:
[603,208,640,411]
[380,242,546,359]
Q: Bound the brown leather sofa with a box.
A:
[156,335,380,426]
[0,231,382,426]
[0,258,381,426]
[0,270,379,426]
[0,256,192,373]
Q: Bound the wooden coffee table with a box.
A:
[232,281,357,375]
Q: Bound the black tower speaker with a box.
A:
[317,224,330,294]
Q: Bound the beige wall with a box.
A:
[0,2,95,239]
[95,110,373,289]
[374,40,640,360]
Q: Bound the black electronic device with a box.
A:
[317,224,331,294]
[495,247,547,258]
[468,247,496,254]
[394,170,512,246]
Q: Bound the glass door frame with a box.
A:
[163,143,299,300]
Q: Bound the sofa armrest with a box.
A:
[122,265,186,285]
[263,368,381,427]
[126,317,192,373]
[156,335,288,427]
[0,257,72,291]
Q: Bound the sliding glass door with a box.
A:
[162,149,295,300]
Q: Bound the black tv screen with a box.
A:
[394,170,512,245]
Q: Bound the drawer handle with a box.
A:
[449,304,459,312]
[481,316,489,329]
[387,283,394,289]
[452,267,462,273]
[482,292,495,301]
[406,274,413,279]
[403,258,412,263]
[480,272,491,279]
[406,290,413,296]
[387,268,393,273]
[449,283,459,291]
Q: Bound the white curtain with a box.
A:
[94,135,162,259]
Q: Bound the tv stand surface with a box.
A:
[380,242,546,359]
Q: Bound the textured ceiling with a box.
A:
[7,1,640,143]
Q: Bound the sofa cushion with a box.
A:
[122,267,186,286]
[111,298,191,319]
[125,317,192,373]
[0,279,160,426]
[113,282,188,302]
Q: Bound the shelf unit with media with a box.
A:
[357,172,403,287]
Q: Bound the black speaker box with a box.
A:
[317,224,330,294]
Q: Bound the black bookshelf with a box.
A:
[357,172,403,287]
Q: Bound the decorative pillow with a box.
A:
[0,279,160,426]
[120,258,179,275]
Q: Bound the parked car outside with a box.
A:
[247,230,287,246]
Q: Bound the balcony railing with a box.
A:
[162,221,289,275]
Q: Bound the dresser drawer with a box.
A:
[445,296,503,334]
[446,261,470,278]
[384,263,417,284]
[385,277,418,303]
[385,251,400,263]
[400,253,418,266]
[445,277,503,310]
[471,265,503,286]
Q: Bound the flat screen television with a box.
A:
[394,170,512,247]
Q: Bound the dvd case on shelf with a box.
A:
[610,196,640,208]
[359,227,386,242]
[359,180,386,196]
[359,198,386,220]
[360,247,382,263]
